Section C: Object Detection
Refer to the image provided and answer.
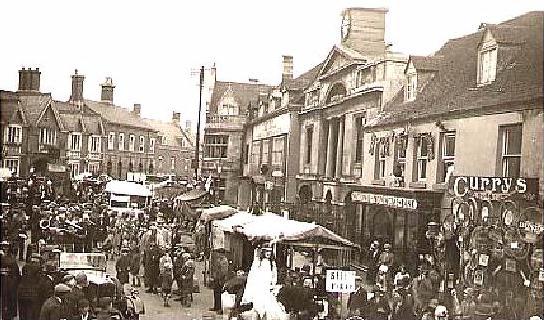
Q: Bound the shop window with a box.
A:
[305,126,313,164]
[440,132,456,182]
[415,135,429,181]
[500,124,522,177]
[354,115,365,164]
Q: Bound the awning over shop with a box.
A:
[200,205,238,222]
[176,189,208,201]
[214,212,359,249]
[212,211,255,232]
[105,180,152,197]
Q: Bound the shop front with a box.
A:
[445,176,543,319]
[349,186,444,270]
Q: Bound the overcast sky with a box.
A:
[1,0,542,127]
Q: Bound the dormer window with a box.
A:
[478,30,498,85]
[219,104,238,116]
[478,45,497,85]
[405,73,417,101]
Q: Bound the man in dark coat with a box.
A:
[144,243,161,293]
[130,245,141,287]
[210,249,229,313]
[39,283,71,320]
[64,272,88,318]
[38,261,57,308]
[348,278,367,315]
[116,248,131,285]
[1,242,21,320]
[17,262,42,320]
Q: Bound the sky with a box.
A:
[1,0,543,128]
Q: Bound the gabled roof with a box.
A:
[36,102,65,131]
[318,45,367,79]
[143,118,194,148]
[84,100,155,130]
[282,62,324,91]
[17,94,52,125]
[371,11,543,128]
[407,55,444,72]
[209,81,272,115]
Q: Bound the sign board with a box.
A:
[59,252,107,271]
[265,181,274,191]
[252,113,291,140]
[326,270,356,293]
[351,192,417,210]
[449,176,539,202]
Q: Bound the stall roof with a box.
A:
[105,180,151,197]
[236,213,359,249]
[175,189,208,201]
[200,205,238,222]
[0,168,12,181]
[212,211,255,232]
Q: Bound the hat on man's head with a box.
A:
[78,298,90,309]
[75,272,88,285]
[63,274,75,283]
[54,284,71,294]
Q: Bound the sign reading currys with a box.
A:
[450,176,539,202]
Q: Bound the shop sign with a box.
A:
[478,254,489,267]
[252,113,290,140]
[326,270,356,293]
[351,192,418,210]
[449,176,539,201]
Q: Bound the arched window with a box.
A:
[326,82,347,103]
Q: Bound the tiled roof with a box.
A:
[409,55,444,71]
[370,11,543,128]
[84,100,155,130]
[282,62,324,90]
[209,81,273,115]
[18,94,52,125]
[143,118,193,148]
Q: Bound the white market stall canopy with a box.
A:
[105,180,152,197]
[215,212,359,249]
[176,189,208,201]
[200,205,238,222]
[0,168,12,181]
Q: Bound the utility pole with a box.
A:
[194,65,204,180]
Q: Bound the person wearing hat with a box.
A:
[130,243,142,287]
[179,259,195,307]
[38,261,57,308]
[39,283,70,320]
[1,240,20,320]
[65,272,88,318]
[144,242,161,294]
[161,260,174,307]
[17,259,42,320]
[348,276,367,316]
[72,298,91,320]
[116,247,131,285]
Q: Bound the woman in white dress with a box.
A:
[242,246,287,320]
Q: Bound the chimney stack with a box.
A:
[282,55,293,83]
[100,77,115,103]
[18,67,41,91]
[70,69,85,102]
[172,111,181,123]
[132,104,141,117]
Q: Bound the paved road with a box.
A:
[106,259,219,320]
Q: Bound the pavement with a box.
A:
[105,259,219,320]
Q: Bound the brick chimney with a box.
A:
[132,104,141,117]
[282,55,293,83]
[172,111,181,123]
[70,69,85,102]
[18,67,41,91]
[100,77,115,103]
[340,7,388,57]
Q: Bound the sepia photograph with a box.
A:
[1,1,543,319]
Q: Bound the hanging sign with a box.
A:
[326,270,356,293]
[351,192,417,210]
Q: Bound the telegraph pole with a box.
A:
[194,65,204,180]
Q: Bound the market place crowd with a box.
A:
[1,190,543,320]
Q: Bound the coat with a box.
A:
[179,265,195,295]
[116,255,131,284]
[1,253,21,319]
[17,269,42,320]
[348,287,367,311]
[64,286,86,317]
[39,296,68,320]
[130,250,141,275]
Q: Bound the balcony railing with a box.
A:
[66,150,81,159]
[3,145,22,155]
[87,152,102,161]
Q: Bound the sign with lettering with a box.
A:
[326,270,356,293]
[252,113,291,140]
[351,192,418,210]
[449,176,539,202]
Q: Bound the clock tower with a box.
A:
[340,7,388,57]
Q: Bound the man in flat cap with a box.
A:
[39,283,70,320]
[1,240,20,320]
